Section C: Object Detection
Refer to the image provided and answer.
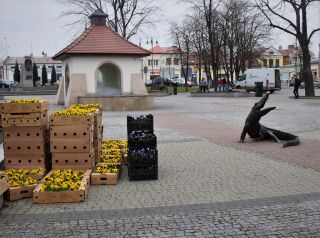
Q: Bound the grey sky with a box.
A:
[0,0,319,58]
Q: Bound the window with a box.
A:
[174,58,179,65]
[166,58,172,65]
[275,59,279,67]
[263,59,267,67]
[148,59,158,66]
[269,59,273,68]
[238,74,246,81]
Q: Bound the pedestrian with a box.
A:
[218,78,223,92]
[203,79,209,93]
[199,79,204,93]
[159,82,164,93]
[293,75,301,99]
[222,78,227,91]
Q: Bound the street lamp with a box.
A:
[147,37,158,80]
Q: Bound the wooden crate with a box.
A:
[91,171,119,185]
[52,151,95,170]
[50,125,93,139]
[0,100,49,113]
[4,153,50,170]
[33,170,91,203]
[4,138,48,154]
[0,172,9,195]
[3,126,48,139]
[4,184,37,201]
[1,112,48,127]
[49,113,94,126]
[50,138,93,153]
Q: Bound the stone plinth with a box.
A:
[78,95,155,111]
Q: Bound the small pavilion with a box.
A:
[53,9,154,110]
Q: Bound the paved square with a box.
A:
[1,88,320,237]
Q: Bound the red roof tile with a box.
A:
[150,45,180,54]
[280,48,296,57]
[53,25,150,60]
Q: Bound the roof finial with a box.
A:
[89,9,108,26]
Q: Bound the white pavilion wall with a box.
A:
[63,56,143,94]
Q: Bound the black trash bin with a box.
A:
[173,84,178,95]
[255,81,263,97]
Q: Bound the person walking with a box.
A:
[293,75,301,99]
[218,78,223,92]
[203,79,209,93]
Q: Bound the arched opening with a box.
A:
[96,63,121,95]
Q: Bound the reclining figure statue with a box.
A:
[239,91,300,147]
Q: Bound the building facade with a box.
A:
[2,55,62,86]
[143,45,181,81]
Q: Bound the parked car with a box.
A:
[171,78,194,87]
[300,79,320,89]
[0,79,15,88]
[145,80,152,86]
[151,77,171,86]
[314,79,320,88]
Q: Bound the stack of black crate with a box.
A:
[127,114,158,181]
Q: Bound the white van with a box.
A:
[235,68,281,92]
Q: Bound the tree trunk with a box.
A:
[300,0,315,97]
[301,44,314,97]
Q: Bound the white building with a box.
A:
[52,9,153,110]
[143,45,181,81]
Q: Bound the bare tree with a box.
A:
[256,0,320,97]
[171,21,192,92]
[56,0,158,39]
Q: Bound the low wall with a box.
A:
[78,95,155,111]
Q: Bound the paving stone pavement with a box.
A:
[1,88,320,237]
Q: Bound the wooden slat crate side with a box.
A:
[49,113,94,126]
[50,125,94,139]
[1,112,48,127]
[50,138,93,153]
[4,138,49,154]
[4,153,50,170]
[91,172,119,185]
[0,100,49,113]
[4,184,37,201]
[52,152,95,170]
[3,125,49,139]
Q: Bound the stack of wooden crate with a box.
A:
[50,112,96,170]
[0,99,50,201]
[0,100,50,170]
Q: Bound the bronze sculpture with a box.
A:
[239,92,300,147]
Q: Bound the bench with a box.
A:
[149,84,168,93]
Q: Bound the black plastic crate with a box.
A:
[128,131,157,149]
[127,114,153,133]
[128,165,158,181]
[128,148,158,181]
[128,148,158,166]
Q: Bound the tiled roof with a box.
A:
[150,45,180,54]
[53,25,150,60]
[280,48,296,57]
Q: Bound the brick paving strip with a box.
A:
[155,113,320,170]
[1,192,320,224]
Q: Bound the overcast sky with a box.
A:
[0,0,319,59]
